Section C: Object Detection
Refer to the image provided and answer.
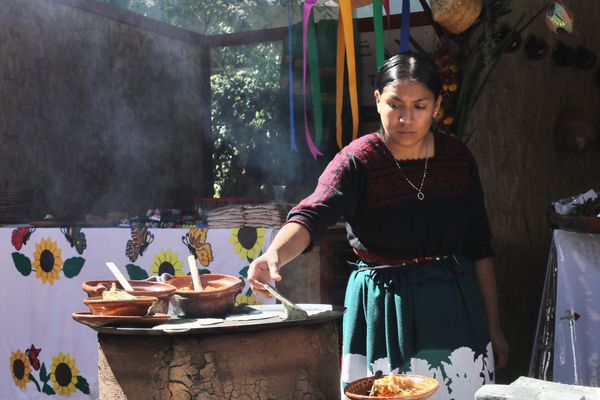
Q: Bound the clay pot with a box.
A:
[552,41,576,67]
[524,34,548,61]
[81,280,176,314]
[83,296,158,316]
[345,374,440,399]
[496,26,522,53]
[167,274,244,318]
[555,107,598,151]
[576,45,597,70]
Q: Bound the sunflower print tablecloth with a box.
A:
[0,226,274,400]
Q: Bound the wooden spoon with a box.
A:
[187,255,203,291]
[105,262,134,292]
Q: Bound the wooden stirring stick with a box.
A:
[105,262,134,291]
[187,255,203,291]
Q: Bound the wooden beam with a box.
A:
[53,0,207,47]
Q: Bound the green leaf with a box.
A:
[12,252,31,276]
[39,362,49,383]
[126,264,149,280]
[200,268,211,275]
[28,373,41,392]
[239,265,249,278]
[63,257,85,278]
[76,375,90,394]
[42,382,56,395]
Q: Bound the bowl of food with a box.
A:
[345,373,439,400]
[83,285,158,316]
[81,279,176,313]
[167,274,244,318]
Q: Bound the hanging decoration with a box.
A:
[287,0,297,152]
[307,15,324,146]
[302,0,323,159]
[430,0,482,35]
[373,0,385,69]
[335,0,360,150]
[399,0,411,53]
[545,0,574,34]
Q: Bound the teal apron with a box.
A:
[341,255,495,399]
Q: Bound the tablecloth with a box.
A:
[0,226,274,399]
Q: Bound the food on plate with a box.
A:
[369,374,428,397]
[102,283,137,300]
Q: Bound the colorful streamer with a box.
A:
[307,14,323,147]
[400,0,411,53]
[288,0,297,152]
[335,1,359,150]
[373,0,385,69]
[302,0,323,159]
[383,0,391,28]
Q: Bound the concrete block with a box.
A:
[475,377,600,400]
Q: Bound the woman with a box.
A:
[248,53,508,399]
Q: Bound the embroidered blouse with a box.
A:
[287,131,493,262]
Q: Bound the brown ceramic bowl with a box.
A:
[345,374,439,400]
[83,295,158,317]
[547,210,600,233]
[167,274,244,318]
[81,280,176,314]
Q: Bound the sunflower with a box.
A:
[10,350,31,389]
[50,352,79,396]
[235,291,262,306]
[151,249,184,276]
[230,227,266,261]
[34,237,63,284]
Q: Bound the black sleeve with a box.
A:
[286,150,361,251]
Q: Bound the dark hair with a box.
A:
[376,53,442,98]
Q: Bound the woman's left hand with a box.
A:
[491,329,509,369]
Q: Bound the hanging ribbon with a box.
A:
[373,0,385,69]
[335,1,359,150]
[383,0,391,29]
[307,13,323,147]
[399,0,411,53]
[302,0,323,159]
[288,0,297,152]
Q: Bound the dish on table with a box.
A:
[72,312,170,328]
[83,295,158,316]
[167,274,244,318]
[345,374,439,400]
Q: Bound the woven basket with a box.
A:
[431,0,482,34]
[333,0,373,9]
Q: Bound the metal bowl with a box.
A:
[167,274,244,318]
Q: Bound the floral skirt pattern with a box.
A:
[341,255,495,400]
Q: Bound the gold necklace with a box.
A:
[394,156,428,200]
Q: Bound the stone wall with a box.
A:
[0,0,212,221]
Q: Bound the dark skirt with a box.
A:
[341,255,495,400]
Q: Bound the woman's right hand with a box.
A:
[248,249,283,298]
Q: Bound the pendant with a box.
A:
[417,191,425,200]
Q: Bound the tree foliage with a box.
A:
[100,0,290,196]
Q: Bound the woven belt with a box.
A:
[353,248,454,270]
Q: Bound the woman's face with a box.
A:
[374,80,441,157]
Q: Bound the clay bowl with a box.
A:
[81,280,176,314]
[83,295,158,317]
[345,374,439,400]
[167,274,244,318]
[547,210,600,233]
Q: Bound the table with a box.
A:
[1,226,274,400]
[529,229,600,387]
